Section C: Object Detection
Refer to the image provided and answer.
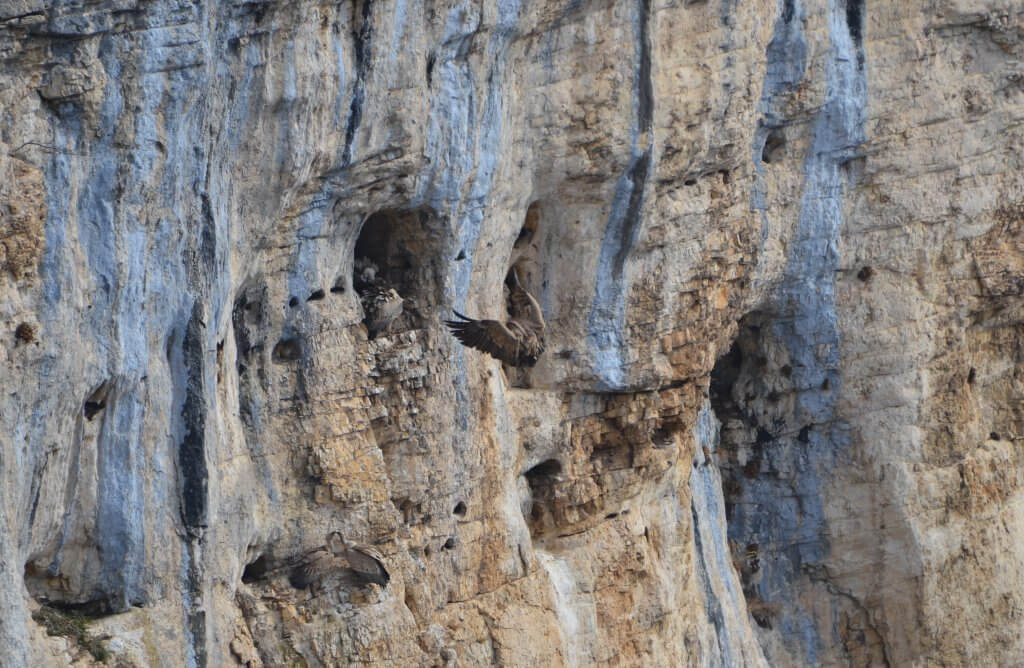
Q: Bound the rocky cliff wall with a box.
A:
[0,0,1021,666]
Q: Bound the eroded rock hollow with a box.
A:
[1,0,1022,666]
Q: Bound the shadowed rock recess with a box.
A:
[1,0,1021,666]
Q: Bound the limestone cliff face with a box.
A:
[0,0,1021,666]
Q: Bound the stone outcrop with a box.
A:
[0,0,1021,666]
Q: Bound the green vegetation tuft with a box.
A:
[32,605,109,662]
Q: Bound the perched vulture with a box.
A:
[354,257,403,337]
[360,284,403,335]
[445,268,546,367]
[290,531,390,589]
[330,531,390,587]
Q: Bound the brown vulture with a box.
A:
[445,268,545,367]
[290,531,390,589]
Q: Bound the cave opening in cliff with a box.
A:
[83,379,112,421]
[508,201,543,292]
[241,554,270,583]
[523,458,562,535]
[24,561,115,618]
[709,314,780,515]
[761,128,786,164]
[353,207,447,333]
[516,202,540,252]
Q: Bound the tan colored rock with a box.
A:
[0,158,45,283]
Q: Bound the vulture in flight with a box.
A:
[290,531,390,589]
[445,268,546,367]
[354,257,403,337]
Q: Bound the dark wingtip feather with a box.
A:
[448,329,472,346]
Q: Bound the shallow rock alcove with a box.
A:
[352,207,448,333]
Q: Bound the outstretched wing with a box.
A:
[445,311,521,365]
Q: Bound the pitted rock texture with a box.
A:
[0,0,1021,667]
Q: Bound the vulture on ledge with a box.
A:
[354,257,403,338]
[290,531,390,589]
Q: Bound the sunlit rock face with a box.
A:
[1,0,1021,666]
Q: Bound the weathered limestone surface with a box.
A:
[0,0,1020,666]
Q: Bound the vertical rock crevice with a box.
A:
[179,302,209,535]
[170,300,211,667]
[343,0,374,167]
